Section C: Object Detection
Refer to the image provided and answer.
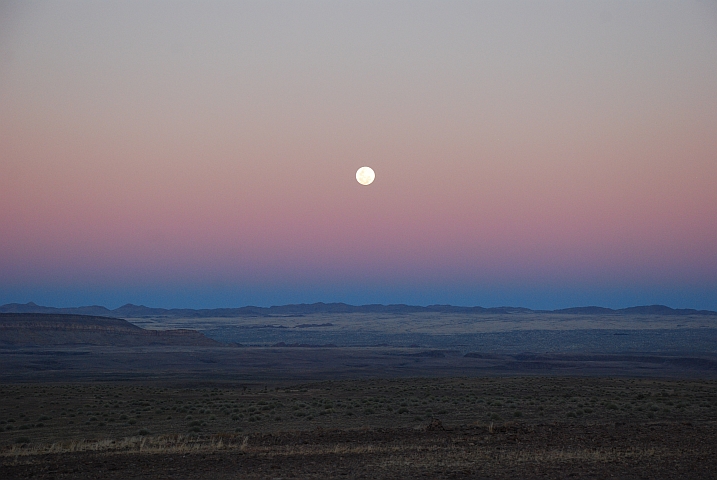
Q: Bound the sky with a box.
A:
[1,1,716,310]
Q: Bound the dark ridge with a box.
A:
[1,302,715,318]
[0,303,114,316]
[553,306,616,314]
[402,350,446,358]
[616,305,713,315]
[463,352,503,359]
[461,352,717,372]
[0,313,219,347]
[271,342,338,348]
[554,305,717,316]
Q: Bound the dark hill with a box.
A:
[0,313,219,347]
[1,302,715,318]
[0,302,114,316]
[552,306,616,314]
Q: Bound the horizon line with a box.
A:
[2,301,716,316]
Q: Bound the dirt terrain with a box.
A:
[1,313,716,477]
[1,377,716,478]
[2,345,716,385]
[3,421,716,479]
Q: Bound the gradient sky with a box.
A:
[1,1,716,309]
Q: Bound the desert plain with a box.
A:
[1,306,716,478]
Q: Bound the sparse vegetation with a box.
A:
[1,377,713,448]
[1,378,716,478]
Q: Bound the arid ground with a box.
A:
[1,311,716,478]
[2,377,717,479]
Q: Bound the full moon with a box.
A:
[356,166,375,186]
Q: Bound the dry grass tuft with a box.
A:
[2,434,241,458]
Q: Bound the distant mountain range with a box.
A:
[1,302,715,318]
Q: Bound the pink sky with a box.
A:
[1,1,716,308]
